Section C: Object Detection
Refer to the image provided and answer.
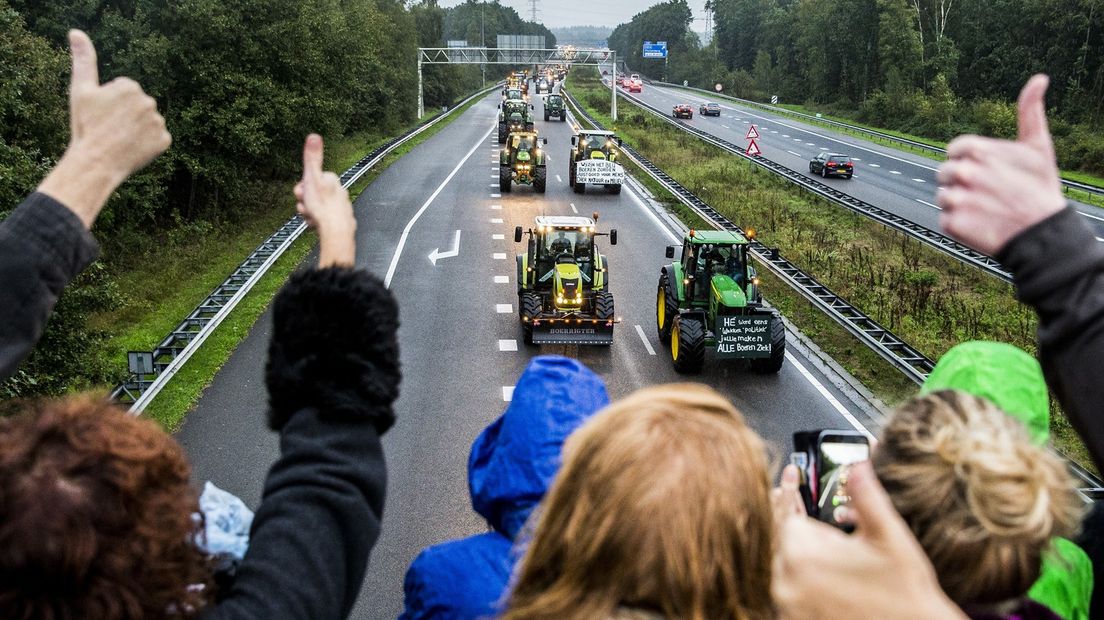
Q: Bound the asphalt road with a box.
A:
[177,86,885,619]
[622,80,1104,239]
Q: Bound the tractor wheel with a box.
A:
[750,317,786,374]
[520,292,542,345]
[499,165,512,193]
[498,123,507,144]
[574,180,585,194]
[560,111,567,121]
[671,316,705,374]
[544,112,550,121]
[595,290,614,321]
[656,273,678,344]
[605,184,622,195]
[534,167,547,193]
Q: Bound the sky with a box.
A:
[437,0,711,33]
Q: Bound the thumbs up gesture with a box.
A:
[38,30,171,228]
[936,75,1066,255]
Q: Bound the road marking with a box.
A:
[1080,211,1104,222]
[491,193,501,198]
[787,150,802,157]
[890,170,901,175]
[491,218,503,224]
[722,124,731,129]
[570,203,578,214]
[489,183,498,187]
[916,199,941,210]
[493,252,507,259]
[384,125,492,288]
[492,234,505,240]
[794,138,802,142]
[490,204,501,210]
[785,352,872,439]
[782,134,790,138]
[428,230,462,265]
[496,304,513,313]
[634,325,656,356]
[502,386,515,401]
[868,163,880,168]
[556,174,563,182]
[494,275,509,283]
[627,185,681,243]
[912,178,926,183]
[806,142,815,146]
[771,130,778,133]
[498,339,518,352]
[852,157,861,161]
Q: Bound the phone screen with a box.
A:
[816,436,870,527]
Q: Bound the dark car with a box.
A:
[809,152,854,179]
[699,102,721,116]
[672,103,693,119]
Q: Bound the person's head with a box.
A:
[503,384,774,620]
[872,390,1081,608]
[0,395,210,618]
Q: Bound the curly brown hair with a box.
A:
[0,395,212,618]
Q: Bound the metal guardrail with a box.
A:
[566,88,1104,501]
[111,83,502,412]
[648,79,1104,200]
[610,83,1013,282]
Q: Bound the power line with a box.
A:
[528,0,539,22]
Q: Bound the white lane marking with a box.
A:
[627,185,681,243]
[722,124,731,129]
[793,138,803,142]
[852,157,862,161]
[1080,211,1104,222]
[493,252,507,259]
[492,234,505,240]
[782,134,790,138]
[556,174,563,182]
[494,275,509,283]
[868,163,880,168]
[912,178,927,183]
[786,352,872,439]
[490,204,501,210]
[916,199,941,210]
[489,183,499,187]
[491,193,501,198]
[496,303,513,313]
[806,142,815,146]
[634,325,656,356]
[502,386,514,401]
[787,150,802,157]
[890,170,901,175]
[570,203,578,214]
[1097,237,1104,242]
[427,229,462,265]
[384,125,492,288]
[771,130,778,133]
[491,218,503,224]
[498,339,518,352]
[490,174,498,178]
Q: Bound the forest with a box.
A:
[608,0,1104,176]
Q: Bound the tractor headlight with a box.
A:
[752,276,760,286]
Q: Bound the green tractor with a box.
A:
[500,131,548,193]
[656,230,785,374]
[544,93,566,122]
[514,215,618,345]
[498,99,534,144]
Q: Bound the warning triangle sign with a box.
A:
[745,125,760,140]
[746,139,761,157]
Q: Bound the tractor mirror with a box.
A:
[514,226,523,243]
[530,104,535,110]
[616,138,623,146]
[665,246,675,259]
[610,229,617,245]
[498,103,501,109]
[543,137,548,145]
[571,136,578,146]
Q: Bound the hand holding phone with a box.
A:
[791,430,871,530]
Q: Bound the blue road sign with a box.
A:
[642,41,668,59]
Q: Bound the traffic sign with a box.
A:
[746,125,760,140]
[746,140,761,157]
[771,95,778,104]
[642,41,668,59]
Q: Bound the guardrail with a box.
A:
[609,83,1013,282]
[564,88,1104,500]
[111,83,502,413]
[646,78,1104,200]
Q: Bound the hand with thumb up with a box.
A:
[37,30,172,229]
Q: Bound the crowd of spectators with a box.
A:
[2,31,1104,620]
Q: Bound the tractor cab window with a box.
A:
[513,135,535,152]
[537,228,595,282]
[698,244,747,285]
[545,229,578,256]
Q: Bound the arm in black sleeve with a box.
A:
[206,267,400,620]
[999,206,1104,469]
[0,193,99,381]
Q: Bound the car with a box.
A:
[699,102,721,116]
[536,77,550,94]
[809,152,854,179]
[628,78,642,93]
[672,103,693,119]
[630,73,640,81]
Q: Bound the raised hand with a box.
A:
[295,134,356,268]
[937,75,1066,255]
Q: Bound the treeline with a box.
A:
[551,25,612,47]
[608,0,1104,176]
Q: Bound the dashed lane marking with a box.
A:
[868,163,880,168]
[787,150,801,157]
[496,304,512,313]
[494,275,509,283]
[916,199,941,210]
[890,170,901,175]
[722,124,731,129]
[491,218,503,224]
[498,339,518,352]
[570,203,578,214]
[782,134,790,138]
[502,386,514,402]
[491,193,501,198]
[490,204,501,210]
[912,178,926,183]
[492,234,505,240]
[556,175,563,182]
[852,157,861,161]
[493,253,507,259]
[634,325,656,356]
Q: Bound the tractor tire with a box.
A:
[499,165,512,193]
[520,292,542,345]
[671,315,705,374]
[750,317,786,374]
[574,180,585,194]
[656,273,678,344]
[534,167,547,193]
[605,184,622,195]
[595,290,614,320]
[560,111,567,121]
[544,112,550,121]
[498,123,507,144]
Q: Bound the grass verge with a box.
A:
[571,70,1094,471]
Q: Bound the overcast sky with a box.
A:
[437,0,711,32]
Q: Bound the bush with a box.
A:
[970,99,1017,139]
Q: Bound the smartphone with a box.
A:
[791,430,870,530]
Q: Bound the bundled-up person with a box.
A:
[400,355,610,619]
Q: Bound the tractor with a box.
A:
[568,130,625,195]
[500,131,548,193]
[656,229,785,374]
[544,93,566,122]
[514,215,618,345]
[498,98,534,144]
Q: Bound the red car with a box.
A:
[672,103,693,119]
[628,79,642,93]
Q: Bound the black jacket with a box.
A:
[0,193,99,381]
[206,266,400,619]
[999,206,1104,470]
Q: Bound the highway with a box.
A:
[622,80,1104,241]
[176,86,885,619]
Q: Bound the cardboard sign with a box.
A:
[575,160,625,185]
[715,314,773,358]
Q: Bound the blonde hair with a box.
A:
[873,390,1082,606]
[502,384,774,620]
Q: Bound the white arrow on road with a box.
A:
[428,230,462,265]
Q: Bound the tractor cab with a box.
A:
[673,232,752,304]
[574,130,621,162]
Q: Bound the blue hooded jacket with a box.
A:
[399,356,610,620]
